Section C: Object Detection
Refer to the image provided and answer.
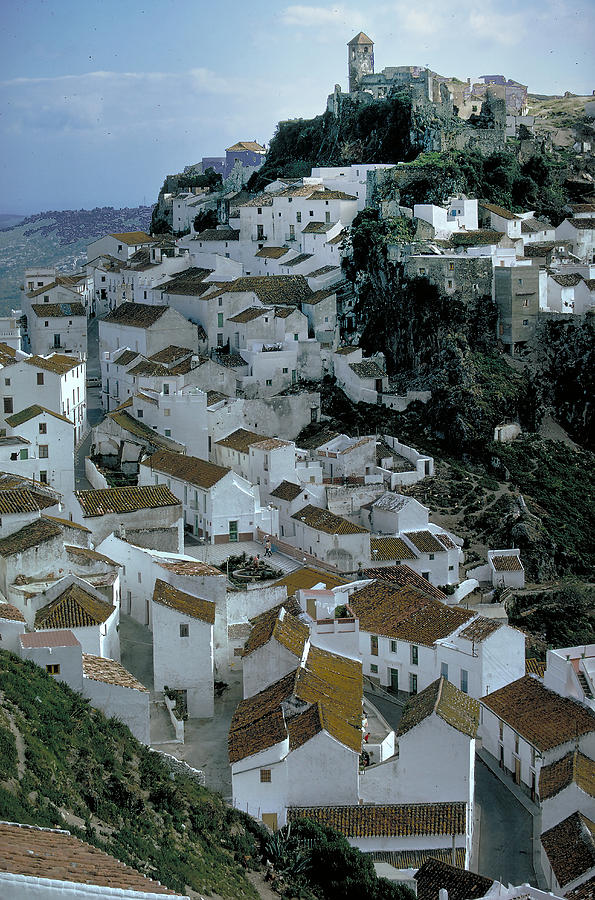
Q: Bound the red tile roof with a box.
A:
[20,630,81,648]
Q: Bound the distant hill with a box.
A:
[0,650,263,897]
[0,214,25,229]
[0,205,153,316]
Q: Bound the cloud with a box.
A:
[280,4,365,32]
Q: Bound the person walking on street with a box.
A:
[265,537,272,558]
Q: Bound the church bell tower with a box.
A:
[348,32,374,93]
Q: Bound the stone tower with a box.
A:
[348,32,374,93]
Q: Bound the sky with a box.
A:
[1,0,594,215]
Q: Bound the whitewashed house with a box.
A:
[99,302,199,358]
[138,448,277,543]
[414,196,478,238]
[4,404,74,501]
[363,492,429,533]
[555,219,595,262]
[19,629,84,690]
[23,286,87,358]
[32,575,119,660]
[479,202,524,239]
[540,811,595,897]
[214,428,296,491]
[479,675,595,802]
[152,578,216,718]
[242,605,310,698]
[87,230,155,263]
[81,653,150,744]
[289,504,370,571]
[306,432,377,483]
[0,353,86,443]
[538,749,595,833]
[73,484,183,549]
[488,549,525,588]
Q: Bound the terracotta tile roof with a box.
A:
[307,266,341,279]
[35,583,114,629]
[237,191,274,208]
[255,246,290,259]
[141,449,229,489]
[398,677,479,738]
[227,307,267,323]
[450,230,508,247]
[415,857,494,900]
[459,617,503,643]
[349,580,473,645]
[273,566,347,594]
[539,750,595,801]
[196,227,239,241]
[349,360,385,379]
[372,848,466,871]
[65,544,120,566]
[0,518,62,557]
[292,503,368,535]
[6,404,73,427]
[302,287,337,304]
[274,305,297,318]
[215,427,266,453]
[243,606,309,657]
[288,802,466,838]
[149,345,193,363]
[297,427,340,449]
[287,703,324,750]
[362,565,446,600]
[334,345,359,355]
[567,218,595,230]
[0,602,25,622]
[479,201,518,220]
[541,812,595,888]
[525,658,546,677]
[209,275,313,305]
[251,438,291,451]
[25,354,80,375]
[566,875,595,900]
[490,554,522,571]
[127,359,169,377]
[107,410,182,450]
[327,233,345,245]
[20,630,80,648]
[436,532,456,550]
[30,302,86,318]
[103,302,169,327]
[282,253,314,268]
[370,537,417,561]
[155,267,213,297]
[229,644,362,762]
[302,221,335,234]
[211,350,247,369]
[481,675,595,751]
[0,488,56,515]
[404,530,446,554]
[152,578,215,624]
[550,272,583,287]
[205,390,229,406]
[226,141,265,152]
[111,230,154,244]
[114,348,140,366]
[0,822,176,893]
[156,558,222,577]
[270,480,303,501]
[76,485,180,517]
[349,31,374,44]
[82,653,148,692]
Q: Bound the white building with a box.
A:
[555,219,595,263]
[32,575,119,660]
[87,230,156,262]
[138,448,277,543]
[0,353,87,443]
[488,549,525,589]
[152,578,216,718]
[19,629,84,691]
[81,653,150,744]
[544,644,595,712]
[288,504,370,572]
[0,602,26,652]
[23,283,87,357]
[414,196,478,238]
[99,301,200,359]
[4,404,75,502]
[214,427,296,491]
[74,484,184,549]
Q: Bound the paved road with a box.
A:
[475,757,536,885]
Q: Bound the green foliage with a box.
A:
[507,584,595,646]
[150,209,172,235]
[193,208,219,233]
[0,651,261,898]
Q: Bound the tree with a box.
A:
[193,209,218,234]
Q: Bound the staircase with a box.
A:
[577,670,594,699]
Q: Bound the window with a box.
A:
[419,268,426,275]
[39,471,48,484]
[39,445,49,459]
[260,769,271,783]
[370,635,378,656]
[422,571,430,581]
[46,664,60,675]
[309,210,314,217]
[296,212,302,223]
[447,280,453,288]
[257,207,262,214]
[440,662,448,680]
[390,640,397,654]
[409,673,418,694]
[218,296,223,306]
[449,262,455,271]
[118,244,122,251]
[164,408,171,417]
[429,553,435,560]
[523,319,529,326]
[282,367,288,374]
[20,449,28,461]
[266,379,272,386]
[3,378,9,387]
[410,645,418,665]
[163,383,170,395]
[293,333,298,341]
[3,398,13,414]
[460,669,468,693]
[137,410,143,419]
[39,422,47,434]
[44,295,49,303]
[217,333,223,347]
[137,572,142,584]
[179,623,189,637]
[37,372,45,386]
[370,663,378,674]
[217,313,223,328]
[165,429,171,437]
[523,298,529,307]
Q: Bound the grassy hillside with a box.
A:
[0,650,263,897]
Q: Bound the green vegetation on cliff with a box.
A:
[0,651,263,897]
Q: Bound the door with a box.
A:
[262,813,278,832]
[514,757,521,785]
[194,515,199,536]
[229,520,238,542]
[499,745,504,769]
[389,668,399,693]
[306,597,317,620]
[530,771,536,802]
[53,334,61,348]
